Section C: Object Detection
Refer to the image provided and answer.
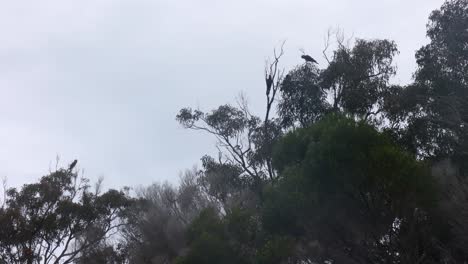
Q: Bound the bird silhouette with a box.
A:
[301,55,318,64]
[266,74,273,95]
[69,159,78,171]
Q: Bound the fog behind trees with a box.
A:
[1,0,468,263]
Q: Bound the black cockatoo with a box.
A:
[266,74,273,95]
[301,55,318,64]
[69,159,78,171]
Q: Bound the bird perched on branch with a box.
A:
[266,74,273,95]
[301,54,318,64]
[69,159,78,171]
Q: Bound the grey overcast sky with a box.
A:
[0,0,444,189]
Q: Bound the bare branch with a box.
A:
[264,40,286,125]
[322,28,333,64]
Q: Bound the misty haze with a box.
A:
[0,0,467,263]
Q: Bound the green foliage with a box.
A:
[256,236,295,264]
[398,0,468,168]
[176,104,280,183]
[278,38,400,129]
[176,208,247,264]
[199,155,245,204]
[322,39,398,116]
[0,165,133,264]
[265,114,436,262]
[279,64,329,127]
